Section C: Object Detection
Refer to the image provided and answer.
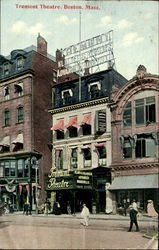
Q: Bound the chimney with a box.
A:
[56,49,65,68]
[84,60,90,75]
[37,33,47,56]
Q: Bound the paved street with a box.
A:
[0,213,158,249]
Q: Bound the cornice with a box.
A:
[49,97,110,114]
[0,70,35,84]
[112,162,159,171]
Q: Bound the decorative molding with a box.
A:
[113,162,159,171]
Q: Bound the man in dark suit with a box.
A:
[128,205,139,232]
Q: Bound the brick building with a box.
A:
[109,65,159,213]
[46,66,127,214]
[0,34,58,210]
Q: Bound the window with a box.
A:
[3,110,10,126]
[81,114,91,136]
[3,86,10,100]
[89,82,101,99]
[123,139,132,159]
[17,107,24,123]
[55,149,63,170]
[82,147,91,168]
[96,144,107,166]
[3,62,10,76]
[69,127,78,138]
[14,83,23,96]
[17,159,23,177]
[135,97,156,125]
[123,102,132,127]
[24,159,29,177]
[4,161,16,177]
[56,130,64,140]
[82,124,91,136]
[135,136,155,158]
[0,145,10,153]
[53,71,57,82]
[17,57,24,70]
[61,89,73,105]
[70,148,78,169]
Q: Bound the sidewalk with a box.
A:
[18,211,158,222]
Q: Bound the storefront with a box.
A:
[109,174,158,213]
[46,167,112,214]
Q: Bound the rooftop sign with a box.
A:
[62,30,114,74]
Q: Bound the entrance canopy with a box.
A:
[109,174,158,190]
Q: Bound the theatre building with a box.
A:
[109,66,159,213]
[47,66,127,213]
[0,35,58,210]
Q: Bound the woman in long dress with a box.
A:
[147,200,158,217]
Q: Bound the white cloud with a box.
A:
[144,13,152,20]
[10,21,51,35]
[116,19,132,29]
[121,32,144,47]
[96,15,112,27]
[54,15,77,25]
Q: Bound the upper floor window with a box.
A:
[14,83,23,96]
[17,57,24,70]
[53,71,57,83]
[80,114,91,136]
[70,148,78,169]
[82,145,91,168]
[3,86,10,100]
[51,119,64,140]
[123,139,132,159]
[3,110,10,126]
[66,116,78,138]
[12,133,24,152]
[96,143,106,166]
[89,82,101,99]
[135,96,156,126]
[135,135,156,158]
[123,102,132,127]
[61,89,73,105]
[4,161,16,177]
[3,62,10,76]
[17,106,24,123]
[0,136,10,153]
[55,148,63,170]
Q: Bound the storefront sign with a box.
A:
[47,178,72,189]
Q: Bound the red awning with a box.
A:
[95,143,106,148]
[66,116,77,128]
[51,120,64,131]
[80,114,91,126]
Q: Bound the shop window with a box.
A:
[123,102,132,127]
[123,139,132,159]
[17,57,24,70]
[14,83,23,96]
[3,86,10,100]
[83,148,91,168]
[17,106,24,123]
[69,127,78,138]
[135,135,156,158]
[70,148,78,169]
[96,144,106,166]
[3,62,10,76]
[3,110,10,127]
[135,96,156,126]
[61,89,73,105]
[55,149,63,170]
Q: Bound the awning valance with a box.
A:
[12,133,23,144]
[80,114,91,126]
[95,143,106,148]
[0,136,10,146]
[51,119,64,131]
[109,174,158,190]
[66,116,77,128]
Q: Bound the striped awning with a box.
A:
[80,114,91,126]
[12,133,23,144]
[66,116,77,128]
[51,119,64,131]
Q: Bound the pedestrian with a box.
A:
[23,202,29,215]
[128,204,139,232]
[131,199,138,211]
[44,200,49,215]
[147,200,158,217]
[81,204,90,227]
[122,199,129,216]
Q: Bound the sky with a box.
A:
[0,0,158,80]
